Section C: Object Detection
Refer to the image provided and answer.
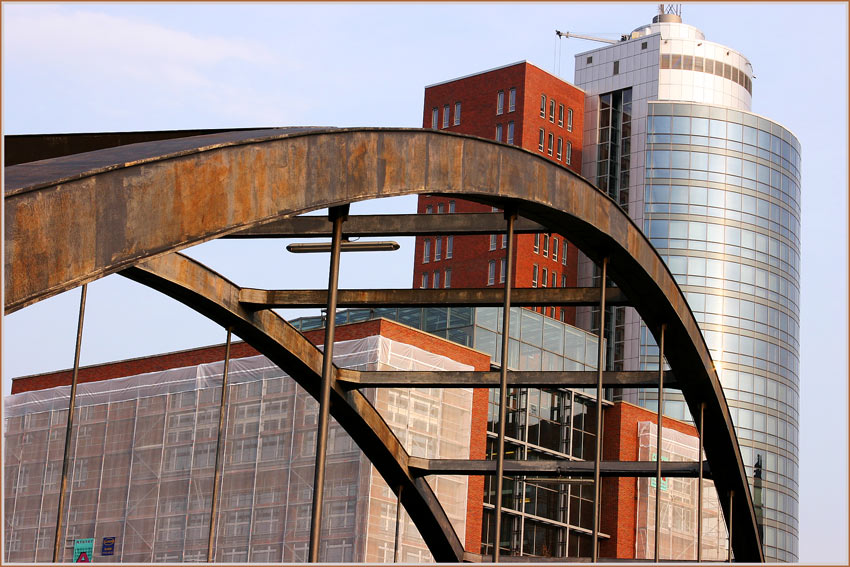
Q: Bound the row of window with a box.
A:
[430,102,462,129]
[538,129,573,164]
[533,233,567,264]
[424,200,455,214]
[645,182,801,254]
[531,264,566,289]
[494,121,515,144]
[486,259,506,285]
[659,53,753,95]
[422,236,453,262]
[420,268,451,289]
[496,87,517,115]
[539,94,574,132]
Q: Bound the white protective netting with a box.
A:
[4,335,473,563]
[634,421,729,561]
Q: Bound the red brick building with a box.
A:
[414,61,585,324]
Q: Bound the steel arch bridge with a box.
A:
[4,128,763,562]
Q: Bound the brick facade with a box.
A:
[415,61,584,324]
[600,401,699,559]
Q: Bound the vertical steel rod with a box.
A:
[654,324,666,562]
[53,284,87,563]
[728,490,734,563]
[492,210,516,563]
[591,257,608,563]
[308,205,347,562]
[207,328,233,562]
[697,402,705,562]
[393,485,403,563]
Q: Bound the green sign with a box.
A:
[73,538,94,563]
[649,453,669,491]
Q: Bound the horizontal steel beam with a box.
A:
[226,213,547,238]
[240,287,628,309]
[408,458,710,478]
[338,369,678,389]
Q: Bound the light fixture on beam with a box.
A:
[286,240,400,253]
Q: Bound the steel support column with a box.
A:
[394,485,403,563]
[698,402,705,562]
[655,324,666,561]
[591,259,608,562]
[308,205,348,562]
[207,328,233,562]
[53,284,86,563]
[728,491,734,563]
[493,210,516,562]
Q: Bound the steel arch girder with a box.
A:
[4,128,762,561]
[120,252,466,562]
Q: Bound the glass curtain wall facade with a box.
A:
[642,101,801,560]
[574,12,800,562]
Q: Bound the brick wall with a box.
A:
[600,401,698,559]
[415,61,584,326]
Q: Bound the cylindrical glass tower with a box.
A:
[575,11,801,561]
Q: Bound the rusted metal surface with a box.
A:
[120,253,465,562]
[337,369,679,389]
[227,213,549,238]
[5,128,762,561]
[239,287,628,309]
[408,458,711,478]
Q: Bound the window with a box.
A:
[488,261,496,286]
[507,121,515,144]
[490,234,497,251]
[425,204,433,214]
[542,267,548,287]
[431,108,438,129]
[551,271,557,288]
[499,258,506,283]
[502,234,507,248]
[495,124,503,142]
[586,56,593,64]
[454,102,461,125]
[445,269,451,288]
[423,239,430,263]
[497,91,504,115]
[562,244,567,265]
[558,104,564,127]
[566,141,572,165]
[547,132,554,155]
[449,200,455,213]
[532,265,539,287]
[538,128,545,151]
[446,236,453,259]
[508,88,516,112]
[437,203,444,214]
[557,137,563,160]
[549,99,555,122]
[442,105,449,128]
[567,108,574,132]
[435,237,442,260]
[540,94,546,118]
[422,272,428,288]
[433,271,440,288]
[553,238,559,260]
[613,60,619,75]
[534,234,540,253]
[641,41,648,49]
[543,234,549,256]
[562,274,567,287]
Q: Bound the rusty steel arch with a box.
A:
[4,128,763,562]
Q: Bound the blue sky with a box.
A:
[3,2,847,563]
